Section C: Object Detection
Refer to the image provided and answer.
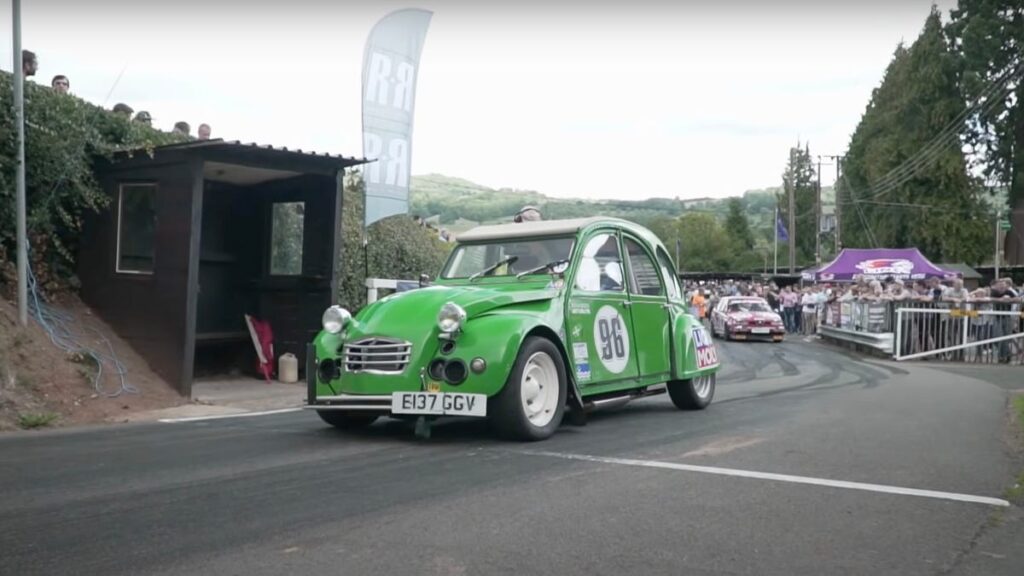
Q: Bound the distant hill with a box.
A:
[409,173,835,237]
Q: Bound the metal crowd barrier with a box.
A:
[821,299,1024,364]
[823,300,895,334]
[893,301,1024,364]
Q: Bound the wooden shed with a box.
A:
[79,140,366,396]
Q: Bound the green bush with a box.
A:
[17,411,57,429]
[339,172,453,310]
[0,71,184,293]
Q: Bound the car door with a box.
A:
[565,231,640,388]
[712,298,727,335]
[622,236,672,381]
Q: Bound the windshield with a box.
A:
[442,237,575,279]
[728,300,771,313]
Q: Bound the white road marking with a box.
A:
[522,451,1010,508]
[158,408,302,423]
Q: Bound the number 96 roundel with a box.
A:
[593,305,630,373]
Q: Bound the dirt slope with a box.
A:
[0,294,182,431]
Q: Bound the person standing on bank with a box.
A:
[22,50,37,78]
[513,206,542,223]
[51,75,69,94]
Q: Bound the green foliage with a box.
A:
[0,71,184,292]
[339,172,453,310]
[838,9,990,264]
[948,0,1024,209]
[725,198,754,251]
[778,143,819,268]
[410,173,826,238]
[17,412,57,429]
[648,213,741,272]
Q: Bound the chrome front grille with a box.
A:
[342,337,412,373]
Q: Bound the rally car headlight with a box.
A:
[437,302,466,334]
[322,305,351,334]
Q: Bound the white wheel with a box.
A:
[490,336,567,441]
[519,352,560,428]
[692,373,714,399]
[667,372,715,410]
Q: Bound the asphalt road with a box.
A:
[1,339,1019,575]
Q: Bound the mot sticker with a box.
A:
[573,342,589,362]
[692,326,719,369]
[593,305,630,374]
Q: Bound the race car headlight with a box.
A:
[322,305,351,334]
[437,302,466,334]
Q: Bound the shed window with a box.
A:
[270,202,305,275]
[116,183,157,274]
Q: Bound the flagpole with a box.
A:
[773,206,778,275]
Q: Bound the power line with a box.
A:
[858,59,1023,201]
[842,171,878,247]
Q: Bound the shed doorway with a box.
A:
[191,162,341,384]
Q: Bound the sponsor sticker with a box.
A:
[576,363,591,382]
[692,326,719,369]
[570,301,590,315]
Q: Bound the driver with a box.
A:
[506,242,546,271]
[507,206,548,273]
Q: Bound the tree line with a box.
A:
[831,3,1022,266]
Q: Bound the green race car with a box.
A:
[306,217,720,441]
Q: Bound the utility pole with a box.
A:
[815,156,822,267]
[788,147,796,274]
[995,210,1001,281]
[821,154,844,253]
[13,0,28,326]
[773,206,779,275]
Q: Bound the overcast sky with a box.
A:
[2,0,955,200]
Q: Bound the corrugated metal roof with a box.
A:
[938,262,983,279]
[113,138,370,167]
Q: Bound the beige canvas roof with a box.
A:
[457,217,609,242]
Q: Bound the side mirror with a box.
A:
[551,261,570,275]
[419,273,432,288]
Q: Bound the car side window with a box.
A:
[574,233,624,293]
[624,238,664,297]
[656,249,681,300]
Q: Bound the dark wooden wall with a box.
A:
[79,161,199,394]
[83,155,342,396]
[250,174,338,369]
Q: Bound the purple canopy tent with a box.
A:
[810,248,961,282]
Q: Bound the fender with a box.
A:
[671,313,719,381]
[464,311,584,411]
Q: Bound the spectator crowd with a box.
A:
[20,49,213,140]
[686,275,1022,338]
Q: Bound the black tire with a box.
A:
[667,372,715,410]
[489,336,567,441]
[317,410,378,430]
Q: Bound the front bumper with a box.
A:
[728,328,785,341]
[304,394,393,412]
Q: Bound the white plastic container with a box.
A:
[278,353,298,383]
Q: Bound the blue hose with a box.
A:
[26,261,137,398]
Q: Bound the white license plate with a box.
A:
[391,392,487,417]
[751,327,771,334]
